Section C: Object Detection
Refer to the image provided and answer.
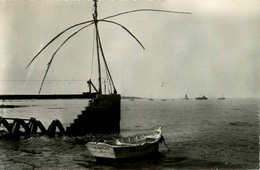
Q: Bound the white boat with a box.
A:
[86,127,163,160]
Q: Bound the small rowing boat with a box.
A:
[86,127,163,160]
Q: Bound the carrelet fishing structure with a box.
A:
[0,0,191,136]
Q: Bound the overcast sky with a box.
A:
[0,0,259,98]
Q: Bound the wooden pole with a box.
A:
[93,0,102,94]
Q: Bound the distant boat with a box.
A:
[218,93,226,100]
[184,94,189,100]
[162,99,166,101]
[86,127,163,160]
[149,94,154,101]
[129,98,134,101]
[195,95,208,100]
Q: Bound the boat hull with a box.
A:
[86,127,162,160]
[86,139,160,160]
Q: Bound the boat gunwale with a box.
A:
[86,127,162,149]
[87,136,161,149]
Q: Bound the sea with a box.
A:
[0,98,259,169]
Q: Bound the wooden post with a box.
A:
[37,120,46,134]
[11,119,21,135]
[0,117,12,132]
[28,117,38,135]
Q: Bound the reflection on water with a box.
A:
[0,98,259,169]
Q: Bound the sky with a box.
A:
[0,0,259,98]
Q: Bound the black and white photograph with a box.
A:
[0,0,259,169]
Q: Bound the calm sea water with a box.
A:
[0,98,259,169]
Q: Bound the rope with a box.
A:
[161,135,171,151]
[0,80,90,81]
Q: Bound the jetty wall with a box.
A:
[66,94,121,135]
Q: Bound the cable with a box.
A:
[0,80,89,81]
[90,24,95,79]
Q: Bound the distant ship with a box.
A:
[149,94,154,101]
[184,94,189,100]
[195,95,208,100]
[218,93,226,100]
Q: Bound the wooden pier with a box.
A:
[0,93,98,100]
[0,94,121,137]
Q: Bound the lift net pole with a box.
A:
[93,0,102,94]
